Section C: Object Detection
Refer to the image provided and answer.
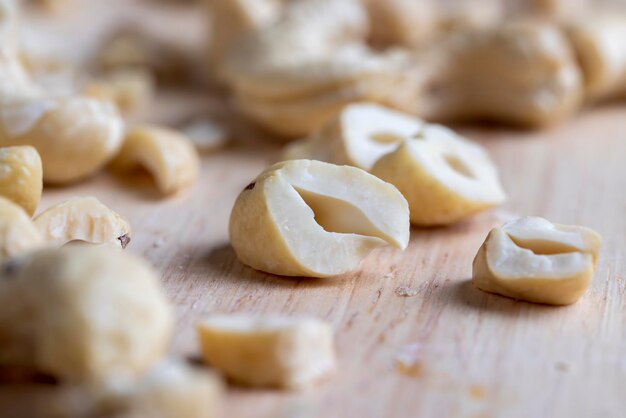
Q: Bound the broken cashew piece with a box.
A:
[33,196,132,249]
[0,0,125,183]
[0,246,173,383]
[229,159,409,278]
[413,21,583,127]
[282,103,423,171]
[197,315,335,389]
[0,196,44,261]
[472,217,601,305]
[110,126,200,195]
[565,16,626,102]
[0,145,42,215]
[371,124,506,226]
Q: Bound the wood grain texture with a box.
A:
[3,2,626,417]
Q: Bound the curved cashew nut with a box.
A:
[0,0,124,183]
[110,126,199,195]
[0,246,173,383]
[566,16,626,102]
[412,21,583,127]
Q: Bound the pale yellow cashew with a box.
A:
[110,126,200,195]
[0,246,173,383]
[0,0,124,184]
[410,21,583,127]
[0,145,42,215]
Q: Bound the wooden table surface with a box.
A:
[8,1,626,417]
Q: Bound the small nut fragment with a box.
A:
[472,217,601,305]
[110,126,200,195]
[97,361,223,418]
[0,145,42,215]
[181,119,231,153]
[565,16,626,102]
[197,315,335,389]
[82,69,155,114]
[371,124,506,226]
[33,196,132,248]
[282,103,423,170]
[229,159,409,278]
[0,196,44,261]
[0,246,173,383]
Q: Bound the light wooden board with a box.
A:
[4,2,626,417]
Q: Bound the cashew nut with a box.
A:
[198,315,335,389]
[565,16,626,102]
[33,196,132,248]
[371,124,506,226]
[229,159,409,278]
[411,21,583,127]
[0,0,125,183]
[0,196,44,261]
[0,246,173,383]
[110,125,200,195]
[472,217,601,305]
[0,145,42,215]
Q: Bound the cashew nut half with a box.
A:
[472,217,601,305]
[0,246,173,383]
[229,159,409,278]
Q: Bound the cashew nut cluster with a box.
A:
[472,217,601,305]
[110,125,200,195]
[371,124,506,226]
[565,16,626,102]
[0,196,44,261]
[0,0,125,184]
[229,159,409,278]
[0,246,173,383]
[33,196,132,249]
[198,315,335,389]
[0,145,42,215]
[221,0,411,137]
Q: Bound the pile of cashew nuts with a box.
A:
[208,0,626,137]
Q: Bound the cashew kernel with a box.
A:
[0,196,44,261]
[198,315,335,389]
[0,145,42,215]
[0,246,173,383]
[110,125,200,195]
